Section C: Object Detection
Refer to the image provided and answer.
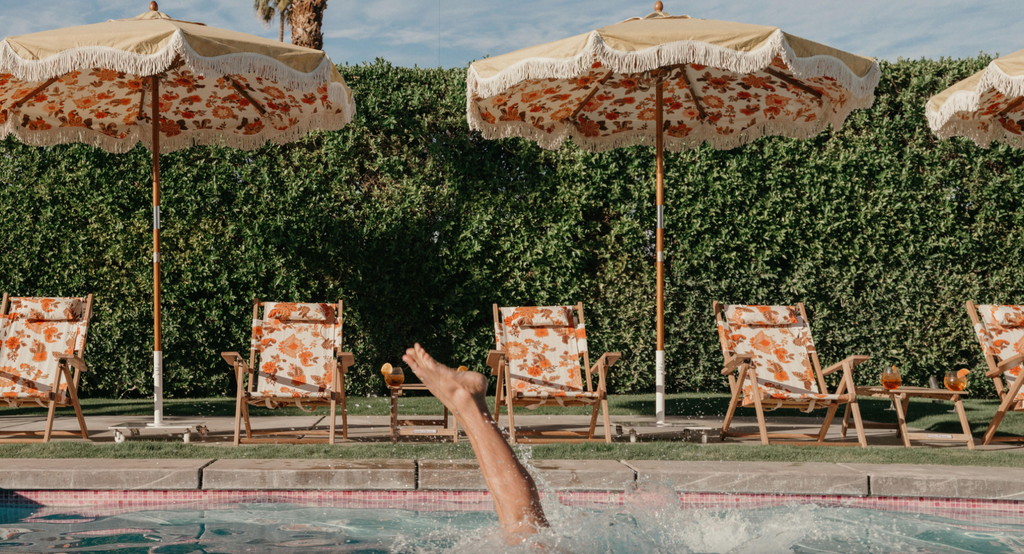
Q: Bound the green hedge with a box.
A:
[2,55,1022,402]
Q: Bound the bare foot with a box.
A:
[403,343,488,416]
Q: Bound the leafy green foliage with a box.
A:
[1,56,1021,403]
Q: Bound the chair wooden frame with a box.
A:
[714,301,869,447]
[0,293,92,443]
[389,383,459,443]
[847,385,975,450]
[221,298,354,446]
[487,302,620,444]
[966,301,1024,445]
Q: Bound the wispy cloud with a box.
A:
[0,0,1021,69]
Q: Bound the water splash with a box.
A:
[396,485,1024,554]
[1,494,1023,553]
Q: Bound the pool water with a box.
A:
[1,492,1022,553]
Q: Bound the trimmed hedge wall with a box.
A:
[2,55,1023,401]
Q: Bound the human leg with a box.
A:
[402,343,548,539]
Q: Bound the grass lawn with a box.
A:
[1,393,1021,466]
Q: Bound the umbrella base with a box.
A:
[145,418,206,429]
[109,419,207,444]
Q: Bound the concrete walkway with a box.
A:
[0,458,1020,501]
[1,413,1017,449]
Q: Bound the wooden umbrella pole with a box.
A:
[655,78,666,424]
[151,74,163,426]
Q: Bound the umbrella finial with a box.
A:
[654,1,664,12]
[150,1,158,11]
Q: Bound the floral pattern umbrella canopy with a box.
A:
[468,10,878,151]
[926,48,1024,148]
[0,9,354,151]
[0,6,355,427]
[467,5,879,422]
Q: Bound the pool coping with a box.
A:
[0,458,1019,501]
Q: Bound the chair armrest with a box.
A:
[990,353,1024,378]
[221,351,254,373]
[338,352,355,374]
[55,354,87,373]
[821,355,870,376]
[487,350,505,375]
[594,352,621,370]
[592,352,620,392]
[722,353,752,375]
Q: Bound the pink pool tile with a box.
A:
[1,490,1022,525]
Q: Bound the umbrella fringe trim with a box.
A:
[466,94,871,152]
[467,29,880,102]
[0,107,354,154]
[927,117,1024,150]
[469,111,848,153]
[175,33,346,97]
[0,31,346,98]
[0,37,180,83]
[926,61,1024,148]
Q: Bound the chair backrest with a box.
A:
[967,302,1024,386]
[493,304,590,396]
[251,301,341,398]
[715,303,823,396]
[0,296,92,401]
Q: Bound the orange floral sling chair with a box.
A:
[966,302,1024,445]
[714,302,869,446]
[487,304,620,444]
[0,294,92,442]
[221,300,354,445]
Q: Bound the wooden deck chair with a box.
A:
[0,294,92,442]
[222,300,354,445]
[714,302,869,447]
[966,302,1024,445]
[487,303,620,444]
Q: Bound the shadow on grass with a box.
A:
[616,394,731,418]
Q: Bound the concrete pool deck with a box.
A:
[0,458,1020,501]
[0,412,1019,449]
[1,414,1020,502]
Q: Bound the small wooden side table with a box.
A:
[847,386,975,450]
[389,383,459,443]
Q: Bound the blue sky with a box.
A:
[1,1,1022,68]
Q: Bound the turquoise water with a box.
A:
[0,495,1022,553]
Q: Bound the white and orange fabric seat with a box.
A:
[966,302,1024,445]
[715,302,869,447]
[222,300,353,445]
[488,303,620,443]
[0,294,92,442]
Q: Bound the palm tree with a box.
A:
[289,0,327,50]
[253,0,292,42]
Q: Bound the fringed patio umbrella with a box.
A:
[0,2,355,430]
[926,49,1024,448]
[926,48,1024,148]
[467,2,879,423]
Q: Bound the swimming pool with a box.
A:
[1,488,1022,553]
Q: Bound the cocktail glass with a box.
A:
[881,366,902,390]
[382,363,405,388]
[944,370,968,392]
